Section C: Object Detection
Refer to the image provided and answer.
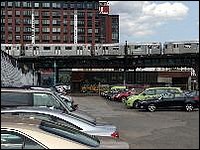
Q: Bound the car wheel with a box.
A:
[133,100,139,108]
[147,104,156,112]
[185,103,194,112]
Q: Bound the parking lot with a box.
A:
[73,95,199,149]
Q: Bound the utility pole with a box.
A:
[123,41,128,87]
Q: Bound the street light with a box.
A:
[123,41,128,87]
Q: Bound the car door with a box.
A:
[158,92,175,108]
[32,93,65,111]
[1,130,45,149]
[170,93,186,107]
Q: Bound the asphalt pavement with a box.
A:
[72,95,199,149]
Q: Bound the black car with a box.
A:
[137,92,199,112]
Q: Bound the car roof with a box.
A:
[1,114,95,149]
[1,106,94,126]
[146,87,181,90]
[1,87,54,93]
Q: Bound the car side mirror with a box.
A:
[73,104,78,110]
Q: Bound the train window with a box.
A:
[55,46,61,50]
[43,47,51,50]
[113,47,119,50]
[65,46,72,50]
[184,44,191,48]
[173,44,178,48]
[135,45,141,49]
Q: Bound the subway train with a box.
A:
[1,41,199,57]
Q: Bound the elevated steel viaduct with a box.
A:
[17,53,199,85]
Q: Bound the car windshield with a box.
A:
[39,120,100,147]
[54,92,74,112]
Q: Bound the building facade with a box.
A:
[1,1,119,45]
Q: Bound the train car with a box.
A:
[1,44,21,56]
[2,44,92,57]
[163,41,199,55]
[95,43,123,56]
[127,42,162,56]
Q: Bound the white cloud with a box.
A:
[109,1,189,41]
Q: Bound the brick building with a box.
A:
[1,1,119,45]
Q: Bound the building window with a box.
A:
[8,34,12,40]
[16,27,20,32]
[24,27,32,32]
[1,2,6,7]
[23,2,31,7]
[8,2,13,7]
[15,2,21,7]
[23,18,31,24]
[34,2,39,8]
[52,35,60,40]
[15,18,21,24]
[42,27,50,32]
[1,34,5,40]
[1,10,5,15]
[8,19,12,24]
[24,35,31,40]
[88,29,92,34]
[64,36,68,41]
[35,19,39,24]
[63,19,68,25]
[8,10,12,16]
[1,26,5,32]
[78,28,85,33]
[42,19,50,25]
[52,11,60,17]
[35,27,40,32]
[23,10,32,16]
[52,3,61,8]
[77,21,84,26]
[52,20,60,25]
[34,11,39,16]
[42,2,50,8]
[42,11,50,16]
[1,18,5,23]
[16,10,20,16]
[42,35,50,41]
[95,29,99,34]
[16,35,21,40]
[52,27,61,33]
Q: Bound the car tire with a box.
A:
[133,100,139,108]
[185,103,194,112]
[147,104,156,112]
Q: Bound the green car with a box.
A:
[123,87,183,108]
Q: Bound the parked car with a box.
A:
[1,87,96,123]
[184,90,199,101]
[1,106,119,138]
[26,86,78,110]
[1,115,99,149]
[1,115,129,149]
[137,92,199,112]
[112,88,137,102]
[123,86,183,108]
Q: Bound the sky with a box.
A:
[108,1,199,44]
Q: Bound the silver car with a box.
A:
[2,114,129,149]
[1,87,96,123]
[1,107,119,138]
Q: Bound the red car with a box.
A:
[112,89,136,102]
